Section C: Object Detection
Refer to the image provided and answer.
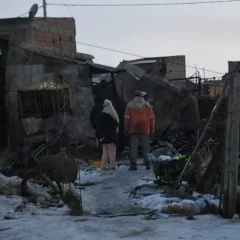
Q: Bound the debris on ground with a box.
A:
[0,166,240,240]
[0,173,82,215]
[0,227,11,231]
[0,173,51,200]
[186,216,196,220]
[149,132,218,193]
[144,211,169,220]
[162,185,196,200]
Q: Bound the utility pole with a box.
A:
[223,73,240,218]
[43,0,47,17]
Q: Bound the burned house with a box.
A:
[127,56,186,80]
[113,57,201,133]
[125,56,198,92]
[115,56,199,101]
[0,17,97,156]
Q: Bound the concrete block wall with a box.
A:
[69,87,95,146]
[1,18,95,150]
[166,55,186,79]
[0,18,33,42]
[65,68,95,146]
[6,64,67,92]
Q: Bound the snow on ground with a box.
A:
[0,163,240,240]
[137,193,182,211]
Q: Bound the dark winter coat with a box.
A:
[175,93,200,131]
[96,112,119,145]
[90,103,103,130]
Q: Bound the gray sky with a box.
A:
[1,0,240,77]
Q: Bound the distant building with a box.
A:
[127,55,186,80]
[125,56,201,94]
[201,80,222,97]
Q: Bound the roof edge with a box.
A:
[127,55,186,63]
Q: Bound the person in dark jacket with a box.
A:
[90,100,104,156]
[90,101,103,130]
[174,87,200,142]
[96,99,119,169]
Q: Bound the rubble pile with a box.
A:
[0,172,82,215]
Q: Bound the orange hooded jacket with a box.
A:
[124,97,155,135]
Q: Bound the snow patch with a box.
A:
[137,193,181,210]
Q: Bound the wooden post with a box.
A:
[223,87,232,218]
[228,73,240,217]
[220,96,229,215]
[223,73,240,218]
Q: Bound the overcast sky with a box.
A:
[1,0,240,77]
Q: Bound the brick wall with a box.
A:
[32,18,76,56]
[0,18,76,57]
[209,82,222,97]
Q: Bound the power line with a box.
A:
[66,6,73,18]
[18,11,32,17]
[18,6,43,17]
[47,0,240,7]
[77,41,143,58]
[16,3,226,76]
[76,41,224,75]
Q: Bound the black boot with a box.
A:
[129,164,137,171]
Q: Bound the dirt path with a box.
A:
[80,165,153,215]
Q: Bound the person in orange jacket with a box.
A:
[124,90,155,171]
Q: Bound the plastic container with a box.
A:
[91,160,101,168]
[194,197,211,214]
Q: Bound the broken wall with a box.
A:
[6,62,71,150]
[5,46,95,151]
[128,56,186,80]
[115,63,181,132]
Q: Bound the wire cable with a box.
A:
[15,3,227,75]
[14,33,223,75]
[76,41,224,75]
[47,0,240,7]
[18,5,43,17]
[76,41,144,58]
